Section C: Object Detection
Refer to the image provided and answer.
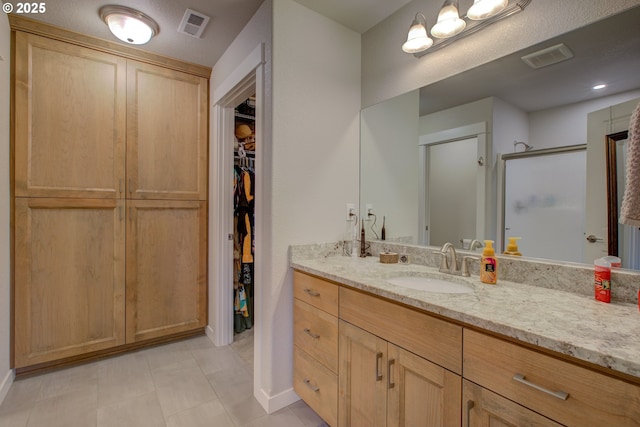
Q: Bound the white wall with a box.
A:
[268,0,360,407]
[362,0,640,108]
[529,89,640,150]
[420,98,492,135]
[361,90,419,242]
[211,0,360,413]
[0,10,13,403]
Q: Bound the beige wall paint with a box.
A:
[0,9,13,401]
[362,0,640,108]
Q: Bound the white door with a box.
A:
[585,98,639,265]
[426,137,478,248]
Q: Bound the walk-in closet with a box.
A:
[233,96,256,341]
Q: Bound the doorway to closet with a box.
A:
[233,96,256,353]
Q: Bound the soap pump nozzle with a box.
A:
[504,237,522,256]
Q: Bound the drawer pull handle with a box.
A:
[304,288,320,297]
[466,400,475,427]
[303,328,320,339]
[388,358,395,389]
[513,374,569,400]
[375,352,383,381]
[303,378,319,392]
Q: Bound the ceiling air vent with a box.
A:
[178,8,210,38]
[521,43,574,69]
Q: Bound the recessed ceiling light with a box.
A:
[593,84,607,90]
[99,5,159,45]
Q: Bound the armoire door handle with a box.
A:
[388,359,395,389]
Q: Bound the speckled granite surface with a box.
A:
[290,243,640,379]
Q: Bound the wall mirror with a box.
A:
[360,6,640,269]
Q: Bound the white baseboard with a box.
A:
[255,386,300,414]
[0,369,14,406]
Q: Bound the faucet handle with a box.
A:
[461,256,480,277]
[432,250,449,272]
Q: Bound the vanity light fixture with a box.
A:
[99,5,159,45]
[403,0,531,57]
[431,0,466,38]
[467,0,508,20]
[402,13,433,54]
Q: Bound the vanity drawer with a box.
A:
[294,299,338,373]
[294,347,338,427]
[339,287,462,374]
[463,329,640,427]
[293,271,339,316]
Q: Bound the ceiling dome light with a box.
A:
[402,13,433,54]
[99,5,159,45]
[431,0,466,38]
[593,84,607,90]
[467,0,508,20]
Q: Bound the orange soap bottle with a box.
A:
[480,240,498,284]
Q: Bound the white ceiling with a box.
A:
[419,6,640,114]
[293,0,413,34]
[7,1,639,113]
[6,0,410,68]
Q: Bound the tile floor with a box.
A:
[0,330,328,427]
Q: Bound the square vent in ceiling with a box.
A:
[178,8,210,38]
[521,43,574,69]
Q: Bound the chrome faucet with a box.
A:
[469,239,483,250]
[435,242,459,274]
[433,242,478,277]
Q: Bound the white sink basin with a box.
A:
[386,276,474,294]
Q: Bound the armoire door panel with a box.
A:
[13,198,126,368]
[13,32,126,199]
[126,61,208,200]
[126,200,207,342]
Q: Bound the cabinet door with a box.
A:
[463,380,562,427]
[126,200,207,342]
[338,320,387,427]
[14,32,126,199]
[14,198,126,368]
[387,344,461,427]
[127,61,208,200]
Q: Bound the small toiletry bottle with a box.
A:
[503,237,522,256]
[602,255,621,268]
[480,240,498,284]
[594,258,611,303]
[381,216,386,241]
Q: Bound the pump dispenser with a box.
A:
[480,240,498,284]
[503,237,522,256]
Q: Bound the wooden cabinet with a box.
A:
[338,320,387,427]
[339,288,462,427]
[13,32,126,199]
[14,198,126,368]
[126,61,208,201]
[464,329,640,427]
[463,380,562,427]
[292,272,462,427]
[293,271,338,427]
[293,270,640,426]
[338,321,461,427]
[11,22,209,370]
[125,200,207,342]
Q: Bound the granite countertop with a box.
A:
[291,255,640,380]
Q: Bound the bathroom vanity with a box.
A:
[291,249,640,427]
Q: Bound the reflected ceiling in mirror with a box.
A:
[360,6,640,269]
[419,6,640,115]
